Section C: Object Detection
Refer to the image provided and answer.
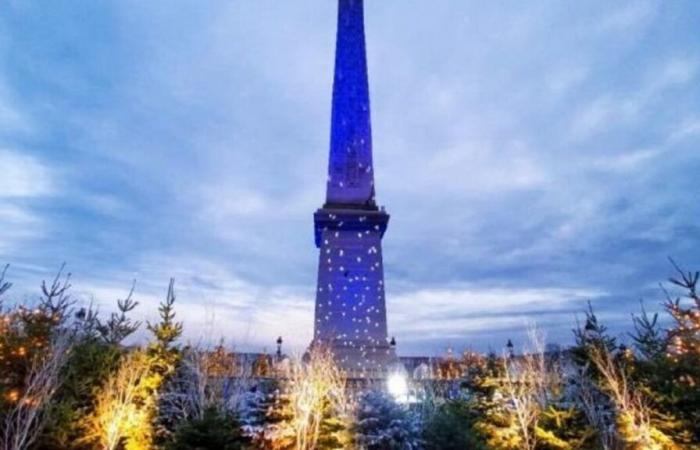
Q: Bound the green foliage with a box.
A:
[147,279,184,378]
[422,400,485,450]
[0,266,73,414]
[165,407,250,450]
[536,406,597,450]
[33,284,140,450]
[36,338,123,450]
[472,393,522,450]
[463,355,525,450]
[624,261,700,447]
[631,302,666,360]
[571,302,617,371]
[663,263,700,444]
[318,410,352,450]
[96,283,141,345]
[145,279,184,447]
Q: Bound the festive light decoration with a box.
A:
[265,345,350,450]
[83,279,182,450]
[310,0,396,375]
[588,343,677,449]
[664,262,700,359]
[85,350,153,450]
[387,372,409,403]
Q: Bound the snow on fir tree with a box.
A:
[237,383,270,443]
[352,390,422,450]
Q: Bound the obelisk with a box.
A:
[311,0,396,376]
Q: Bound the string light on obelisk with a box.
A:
[309,0,397,376]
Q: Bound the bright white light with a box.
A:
[387,372,408,403]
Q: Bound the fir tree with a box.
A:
[571,302,617,371]
[34,283,139,450]
[352,390,422,450]
[237,381,280,446]
[465,352,523,450]
[96,283,141,346]
[0,266,77,450]
[147,278,184,378]
[422,400,485,450]
[165,407,249,450]
[652,261,700,445]
[631,301,666,360]
[259,387,296,449]
[147,279,184,446]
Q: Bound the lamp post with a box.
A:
[506,339,514,359]
[276,336,283,362]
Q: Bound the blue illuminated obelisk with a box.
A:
[311,0,396,375]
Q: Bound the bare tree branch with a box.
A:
[0,264,11,299]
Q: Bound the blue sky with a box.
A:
[1,1,699,355]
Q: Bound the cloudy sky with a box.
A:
[1,1,699,355]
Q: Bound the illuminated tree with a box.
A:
[473,330,561,450]
[263,347,350,450]
[471,364,522,450]
[82,280,183,450]
[146,279,184,445]
[470,330,597,450]
[203,342,237,377]
[38,287,139,450]
[628,261,700,446]
[571,301,680,449]
[253,353,272,378]
[83,349,154,450]
[147,279,183,380]
[1,266,73,409]
[588,343,678,449]
[0,266,75,450]
[436,348,461,380]
[665,261,700,358]
[2,330,73,450]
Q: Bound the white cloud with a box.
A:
[654,58,699,88]
[569,58,698,140]
[569,96,615,139]
[70,253,314,352]
[0,150,54,254]
[0,149,53,198]
[388,285,604,338]
[0,81,32,134]
[199,186,270,219]
[546,66,589,96]
[595,1,657,33]
[589,148,664,172]
[0,204,43,254]
[669,117,700,142]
